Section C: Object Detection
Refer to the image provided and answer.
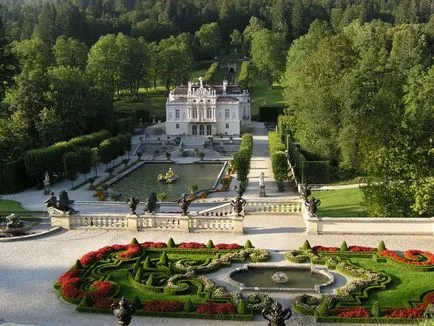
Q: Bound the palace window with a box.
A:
[175,110,180,119]
[206,107,212,119]
[193,108,198,119]
[199,125,205,135]
[192,125,197,135]
[206,125,212,135]
[225,109,229,119]
[176,124,179,129]
[226,123,229,129]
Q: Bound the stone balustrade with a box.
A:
[51,212,243,233]
[245,201,302,214]
[197,203,233,216]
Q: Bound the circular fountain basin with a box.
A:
[228,264,334,293]
[0,222,32,237]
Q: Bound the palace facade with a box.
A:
[165,77,251,136]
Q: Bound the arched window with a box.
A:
[206,125,212,135]
[206,107,212,119]
[199,125,205,135]
[192,125,197,135]
[193,108,198,119]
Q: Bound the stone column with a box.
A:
[178,215,190,232]
[51,215,71,229]
[127,214,138,231]
[232,215,244,234]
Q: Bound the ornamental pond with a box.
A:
[110,162,225,201]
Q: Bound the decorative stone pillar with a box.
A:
[50,215,71,229]
[232,216,244,234]
[126,214,138,231]
[178,215,190,232]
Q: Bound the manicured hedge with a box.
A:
[315,317,422,324]
[237,61,250,89]
[233,133,253,184]
[268,132,289,190]
[204,62,219,83]
[0,159,31,194]
[68,130,111,149]
[277,114,292,143]
[258,105,285,122]
[286,135,330,184]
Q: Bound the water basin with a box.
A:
[229,264,334,293]
[110,162,225,201]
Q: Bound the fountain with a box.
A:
[157,167,178,184]
[0,213,32,237]
[229,264,334,293]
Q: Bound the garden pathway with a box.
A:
[243,122,298,200]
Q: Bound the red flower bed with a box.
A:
[143,300,184,312]
[80,244,126,265]
[89,281,113,300]
[140,242,167,249]
[196,302,236,314]
[93,298,115,309]
[384,308,423,318]
[61,281,83,299]
[58,269,81,286]
[335,307,371,318]
[349,246,376,252]
[118,244,141,259]
[215,243,242,250]
[312,246,339,252]
[379,250,434,266]
[178,242,206,249]
[418,291,434,310]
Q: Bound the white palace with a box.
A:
[165,77,251,136]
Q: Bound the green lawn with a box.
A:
[312,188,366,217]
[348,257,433,307]
[249,79,285,118]
[0,199,42,223]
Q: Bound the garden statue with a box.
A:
[300,183,312,200]
[178,193,191,216]
[262,301,292,326]
[424,304,434,319]
[127,196,140,214]
[0,213,32,237]
[45,191,78,214]
[43,171,51,195]
[305,197,321,215]
[231,184,247,216]
[144,192,158,213]
[2,213,24,229]
[111,297,136,326]
[157,167,178,183]
[259,172,266,197]
[58,190,78,213]
[44,192,58,208]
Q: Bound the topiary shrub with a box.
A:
[340,241,348,252]
[80,294,93,307]
[134,267,143,282]
[378,241,386,251]
[206,240,214,249]
[146,273,154,286]
[134,296,142,308]
[371,301,381,317]
[73,259,83,270]
[184,298,193,312]
[301,240,311,250]
[316,298,328,317]
[143,256,151,268]
[167,237,176,248]
[131,237,139,245]
[244,240,253,249]
[237,299,246,314]
[133,259,141,275]
[158,252,168,266]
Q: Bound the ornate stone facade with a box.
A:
[165,77,251,136]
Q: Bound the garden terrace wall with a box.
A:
[304,212,434,236]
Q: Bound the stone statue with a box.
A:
[259,172,266,197]
[58,190,77,213]
[111,297,136,326]
[43,171,51,195]
[231,184,246,216]
[44,192,58,208]
[127,196,140,214]
[300,183,312,200]
[3,213,24,229]
[305,197,321,215]
[262,301,292,326]
[144,192,158,213]
[178,193,191,216]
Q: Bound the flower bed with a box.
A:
[379,250,434,267]
[55,238,267,320]
[334,307,371,318]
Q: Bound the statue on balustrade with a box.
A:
[231,184,246,216]
[305,197,321,215]
[300,183,312,200]
[127,196,140,214]
[178,193,192,216]
[144,192,158,213]
[262,301,292,326]
[45,190,78,215]
[259,172,266,197]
